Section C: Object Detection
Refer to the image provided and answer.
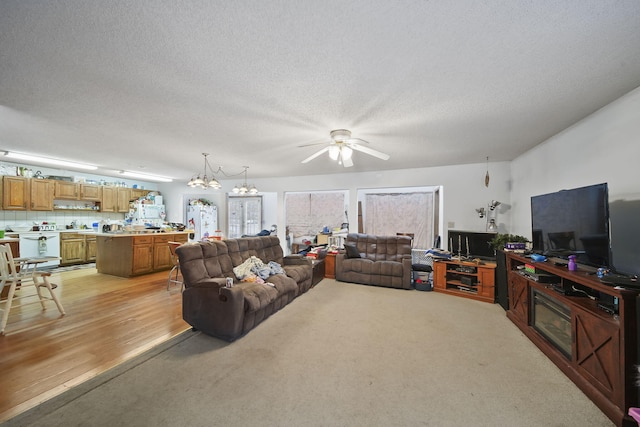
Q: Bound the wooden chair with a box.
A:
[167,241,184,291]
[0,243,65,335]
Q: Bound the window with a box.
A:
[285,191,347,239]
[227,196,262,238]
[361,189,438,249]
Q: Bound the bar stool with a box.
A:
[167,241,184,291]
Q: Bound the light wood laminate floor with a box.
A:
[0,266,189,422]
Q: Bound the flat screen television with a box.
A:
[448,230,496,260]
[531,183,611,269]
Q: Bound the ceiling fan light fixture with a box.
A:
[330,129,351,142]
[329,145,340,160]
[300,129,389,168]
[341,146,353,161]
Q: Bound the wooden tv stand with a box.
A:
[505,252,639,427]
[433,258,496,303]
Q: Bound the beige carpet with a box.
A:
[4,280,614,426]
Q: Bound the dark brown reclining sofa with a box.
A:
[335,233,413,289]
[176,236,313,341]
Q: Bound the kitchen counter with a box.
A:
[96,231,189,277]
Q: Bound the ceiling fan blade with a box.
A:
[342,155,354,167]
[349,143,390,160]
[298,139,330,148]
[301,146,330,163]
[347,137,370,144]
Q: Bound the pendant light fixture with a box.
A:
[232,166,258,195]
[187,153,222,189]
[484,156,490,187]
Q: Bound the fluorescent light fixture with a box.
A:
[119,170,173,183]
[3,151,98,170]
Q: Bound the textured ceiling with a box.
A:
[1,1,640,182]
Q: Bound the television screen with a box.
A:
[531,183,610,268]
[448,230,496,260]
[609,198,640,279]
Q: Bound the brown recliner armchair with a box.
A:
[335,233,413,289]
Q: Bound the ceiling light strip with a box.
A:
[119,171,173,183]
[3,151,98,170]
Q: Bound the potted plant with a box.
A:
[490,233,529,251]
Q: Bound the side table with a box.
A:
[311,259,325,286]
[324,252,337,279]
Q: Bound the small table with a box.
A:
[311,259,325,286]
[324,252,337,279]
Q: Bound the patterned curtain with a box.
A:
[285,192,345,237]
[364,192,434,249]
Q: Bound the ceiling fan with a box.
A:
[300,129,390,167]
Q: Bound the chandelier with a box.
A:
[187,153,222,189]
[232,166,258,195]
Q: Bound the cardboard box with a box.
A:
[316,234,330,245]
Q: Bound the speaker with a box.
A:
[496,249,508,310]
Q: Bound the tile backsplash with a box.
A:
[0,210,125,230]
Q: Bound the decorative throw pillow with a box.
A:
[344,243,361,259]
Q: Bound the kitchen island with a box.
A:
[96,231,189,277]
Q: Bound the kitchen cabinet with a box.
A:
[80,184,102,201]
[101,187,132,213]
[152,235,173,270]
[96,232,189,277]
[132,235,154,275]
[60,233,86,265]
[85,235,97,262]
[101,187,117,212]
[30,179,54,211]
[2,176,29,210]
[116,188,132,213]
[1,176,52,211]
[54,181,78,199]
[60,232,99,265]
[131,188,150,200]
[55,181,102,202]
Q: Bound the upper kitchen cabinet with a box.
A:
[2,176,30,210]
[54,181,102,201]
[131,188,150,200]
[80,184,102,201]
[30,179,54,211]
[101,187,131,213]
[54,181,78,199]
[0,176,53,211]
[116,188,132,213]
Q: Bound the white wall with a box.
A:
[159,161,513,250]
[510,86,640,238]
[159,86,640,253]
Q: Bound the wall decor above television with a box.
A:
[531,183,610,270]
